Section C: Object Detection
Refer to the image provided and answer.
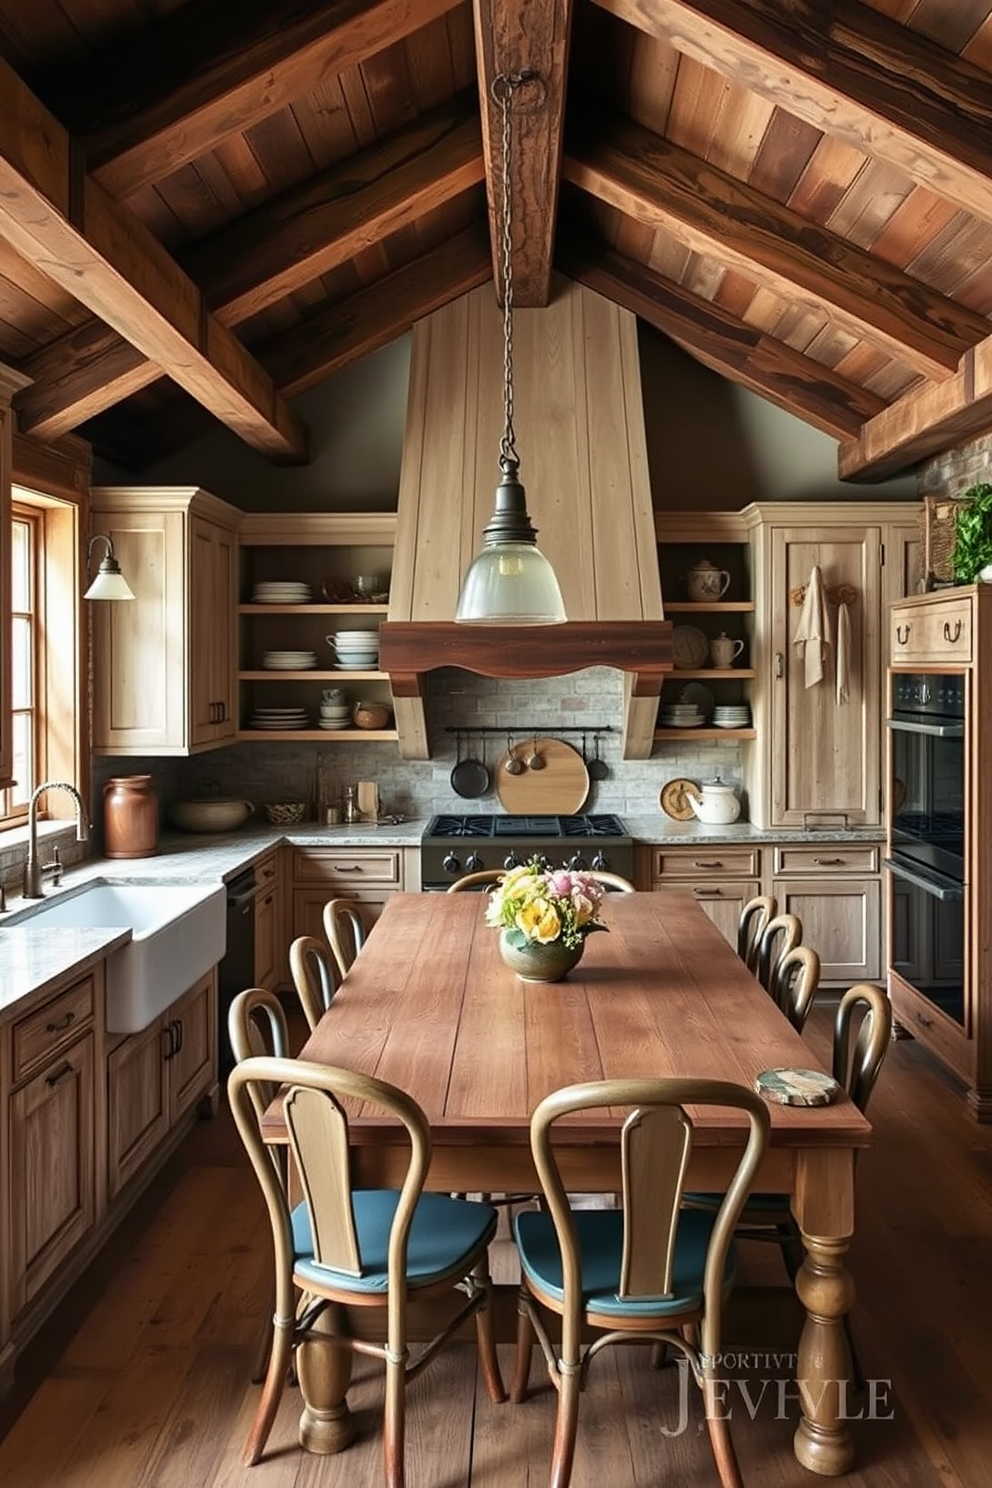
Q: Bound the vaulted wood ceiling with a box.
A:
[2,0,992,482]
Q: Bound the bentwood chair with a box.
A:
[446,869,504,892]
[755,912,802,992]
[511,1077,769,1488]
[736,895,777,973]
[321,897,366,981]
[228,1056,506,1484]
[768,944,821,1033]
[587,870,635,893]
[289,934,338,1033]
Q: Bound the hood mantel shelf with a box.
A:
[379,621,673,700]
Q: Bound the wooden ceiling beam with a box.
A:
[66,0,463,199]
[0,56,307,462]
[564,107,988,382]
[472,0,573,306]
[593,0,992,225]
[17,99,483,440]
[560,239,884,441]
[838,338,992,482]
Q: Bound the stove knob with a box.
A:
[465,852,483,872]
[591,851,608,871]
[567,852,588,871]
[442,851,461,876]
[503,850,520,870]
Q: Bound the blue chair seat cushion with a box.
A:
[514,1206,735,1318]
[293,1191,498,1295]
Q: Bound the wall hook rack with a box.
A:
[789,582,858,608]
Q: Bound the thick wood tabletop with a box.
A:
[278,892,872,1158]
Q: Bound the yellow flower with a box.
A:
[516,899,561,943]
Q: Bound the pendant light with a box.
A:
[84,534,135,601]
[454,71,566,625]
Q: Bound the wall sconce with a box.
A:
[84,534,135,601]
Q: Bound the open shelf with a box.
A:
[654,727,757,741]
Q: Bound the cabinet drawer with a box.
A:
[256,850,279,888]
[292,849,402,886]
[12,977,96,1084]
[773,844,879,875]
[891,597,972,664]
[889,970,970,1080]
[651,847,759,880]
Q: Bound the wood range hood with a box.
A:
[383,279,672,761]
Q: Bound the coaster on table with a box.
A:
[755,1068,841,1107]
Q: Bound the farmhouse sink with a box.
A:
[17,881,227,1033]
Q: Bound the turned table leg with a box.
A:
[295,1303,356,1455]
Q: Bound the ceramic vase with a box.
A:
[498,930,584,983]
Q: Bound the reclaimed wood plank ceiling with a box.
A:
[2,0,992,479]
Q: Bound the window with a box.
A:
[2,507,40,825]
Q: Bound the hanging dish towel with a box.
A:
[836,600,851,704]
[793,564,830,688]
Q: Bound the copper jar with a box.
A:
[103,774,159,858]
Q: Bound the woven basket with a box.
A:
[264,801,307,825]
[922,493,959,583]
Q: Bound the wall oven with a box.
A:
[886,672,966,1024]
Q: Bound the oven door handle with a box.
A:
[884,857,965,901]
[886,717,965,738]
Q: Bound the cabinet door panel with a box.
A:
[169,973,216,1122]
[650,881,760,949]
[775,878,881,984]
[190,516,237,746]
[771,528,881,826]
[292,887,390,944]
[107,1021,170,1200]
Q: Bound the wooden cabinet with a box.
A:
[89,487,241,756]
[4,973,98,1321]
[238,512,396,741]
[643,844,761,948]
[290,847,404,943]
[890,592,972,665]
[771,844,882,986]
[254,849,284,991]
[107,970,216,1200]
[744,502,920,829]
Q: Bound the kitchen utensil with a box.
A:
[588,734,609,781]
[672,625,710,669]
[659,778,699,822]
[685,558,731,601]
[495,737,589,814]
[451,733,491,798]
[526,737,545,770]
[709,632,745,668]
[357,781,380,822]
[504,733,525,775]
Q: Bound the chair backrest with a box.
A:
[833,983,893,1114]
[770,944,821,1033]
[228,1056,432,1304]
[528,1077,769,1361]
[289,934,338,1033]
[227,987,291,1176]
[737,894,777,972]
[321,898,366,981]
[446,870,504,893]
[756,912,802,991]
[588,870,635,893]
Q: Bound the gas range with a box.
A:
[421,813,634,888]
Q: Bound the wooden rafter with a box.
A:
[564,107,989,383]
[593,0,992,225]
[0,56,307,462]
[472,0,573,306]
[16,99,484,439]
[559,239,886,441]
[65,0,464,199]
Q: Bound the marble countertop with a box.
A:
[624,816,886,844]
[0,927,131,1019]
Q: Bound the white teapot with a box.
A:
[685,558,731,602]
[683,778,741,824]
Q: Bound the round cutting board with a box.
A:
[495,738,590,815]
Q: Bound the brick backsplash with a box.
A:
[920,432,992,497]
[91,666,744,836]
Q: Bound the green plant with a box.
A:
[952,482,992,582]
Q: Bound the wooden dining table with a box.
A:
[264,890,872,1476]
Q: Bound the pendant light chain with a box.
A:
[494,71,527,474]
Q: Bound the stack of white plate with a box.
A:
[712,705,751,729]
[318,707,351,731]
[249,707,310,730]
[252,580,312,604]
[329,629,380,670]
[262,650,317,670]
[660,703,704,728]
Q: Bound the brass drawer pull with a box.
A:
[895,624,910,644]
[45,1061,74,1088]
[693,860,723,869]
[334,865,364,873]
[45,1010,76,1033]
[813,857,845,865]
[943,619,962,643]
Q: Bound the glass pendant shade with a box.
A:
[455,458,566,624]
[84,535,135,601]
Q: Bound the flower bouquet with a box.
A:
[484,862,608,980]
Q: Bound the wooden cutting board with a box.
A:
[494,738,590,815]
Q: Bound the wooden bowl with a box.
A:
[352,703,390,730]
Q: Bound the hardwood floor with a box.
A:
[1,1005,991,1487]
